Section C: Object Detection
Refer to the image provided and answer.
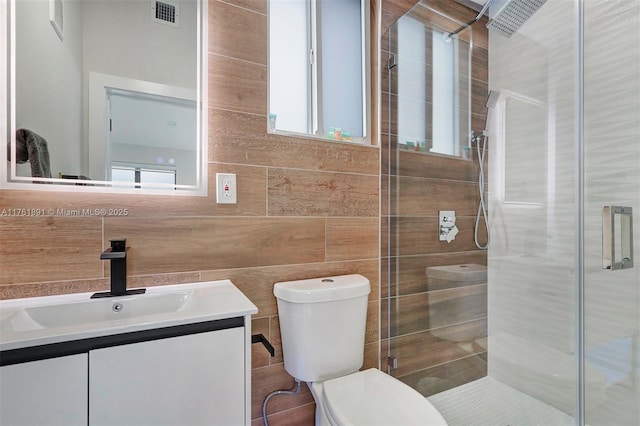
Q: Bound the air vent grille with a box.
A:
[151,0,180,27]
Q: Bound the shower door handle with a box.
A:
[602,206,634,270]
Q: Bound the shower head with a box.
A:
[475,90,500,138]
[487,0,547,38]
[444,0,494,42]
[486,90,501,109]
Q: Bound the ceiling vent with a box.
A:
[49,0,64,41]
[151,0,180,28]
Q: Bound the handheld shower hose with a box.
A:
[474,90,500,250]
[474,131,489,250]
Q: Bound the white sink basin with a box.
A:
[18,291,192,330]
[0,280,258,352]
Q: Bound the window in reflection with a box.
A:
[393,10,471,157]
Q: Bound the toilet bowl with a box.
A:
[274,274,448,426]
[309,368,447,426]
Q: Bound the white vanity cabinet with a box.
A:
[0,322,249,426]
[0,280,258,426]
[89,327,245,425]
[0,354,88,425]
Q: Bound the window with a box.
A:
[268,0,369,143]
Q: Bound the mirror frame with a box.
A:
[0,0,208,196]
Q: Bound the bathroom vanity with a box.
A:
[0,280,258,425]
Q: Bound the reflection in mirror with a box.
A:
[388,2,471,158]
[268,0,370,144]
[1,0,207,193]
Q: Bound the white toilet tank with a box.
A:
[274,274,371,383]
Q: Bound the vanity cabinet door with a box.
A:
[89,327,246,425]
[0,354,88,425]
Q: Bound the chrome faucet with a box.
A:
[91,239,145,298]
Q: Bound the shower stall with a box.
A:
[382,0,639,424]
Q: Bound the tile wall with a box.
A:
[380,0,490,398]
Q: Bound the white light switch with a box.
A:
[216,173,237,204]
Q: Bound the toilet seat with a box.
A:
[321,369,448,426]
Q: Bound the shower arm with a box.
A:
[445,0,493,39]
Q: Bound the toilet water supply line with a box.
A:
[262,380,302,426]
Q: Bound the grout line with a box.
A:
[208,51,267,68]
[387,282,488,299]
[393,351,489,378]
[265,167,269,217]
[389,317,488,340]
[208,159,379,178]
[207,105,267,118]
[216,0,266,16]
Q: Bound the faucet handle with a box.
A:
[110,238,126,252]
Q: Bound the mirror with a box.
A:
[1,0,207,194]
[268,0,370,144]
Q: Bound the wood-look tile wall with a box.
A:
[380,0,490,397]
[0,1,379,425]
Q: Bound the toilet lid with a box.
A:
[322,368,448,426]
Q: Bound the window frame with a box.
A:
[267,0,371,145]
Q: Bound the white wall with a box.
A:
[81,0,197,90]
[15,0,83,177]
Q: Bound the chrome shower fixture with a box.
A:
[487,0,548,38]
[472,90,499,250]
[444,0,494,41]
[486,89,501,110]
[475,90,501,138]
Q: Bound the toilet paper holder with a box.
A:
[251,333,275,357]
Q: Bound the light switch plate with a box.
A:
[216,173,237,204]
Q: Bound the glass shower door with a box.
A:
[383,0,639,424]
[583,1,640,424]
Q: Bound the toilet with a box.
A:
[274,274,448,426]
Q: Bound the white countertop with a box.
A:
[0,280,258,352]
